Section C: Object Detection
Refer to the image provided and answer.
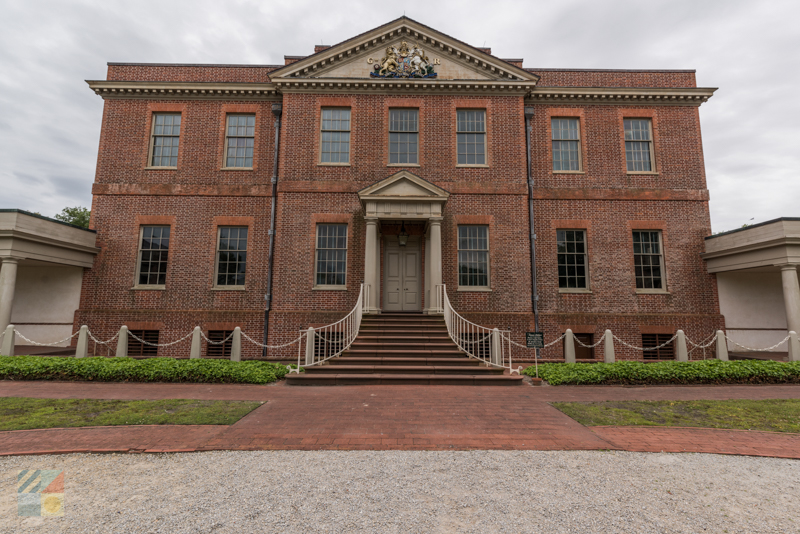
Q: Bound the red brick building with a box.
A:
[80,17,723,361]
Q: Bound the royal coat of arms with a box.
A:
[371,41,437,78]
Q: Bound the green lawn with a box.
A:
[552,399,800,433]
[0,397,263,431]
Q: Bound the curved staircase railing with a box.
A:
[435,284,521,374]
[289,283,365,373]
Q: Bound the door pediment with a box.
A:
[359,171,449,219]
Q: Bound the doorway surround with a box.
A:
[358,171,450,314]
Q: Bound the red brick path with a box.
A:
[1,382,799,457]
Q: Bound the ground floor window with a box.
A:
[206,330,233,358]
[642,333,674,360]
[458,225,489,287]
[128,330,159,357]
[315,224,348,287]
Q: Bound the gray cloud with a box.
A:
[1,0,797,231]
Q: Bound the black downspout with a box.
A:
[524,106,540,359]
[262,103,283,357]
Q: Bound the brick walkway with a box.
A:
[1,381,799,457]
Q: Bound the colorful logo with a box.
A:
[17,470,64,517]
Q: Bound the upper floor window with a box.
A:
[557,230,588,289]
[320,108,351,164]
[633,230,665,289]
[457,110,486,165]
[315,224,348,287]
[552,118,581,171]
[225,115,255,168]
[458,226,489,287]
[137,225,170,286]
[215,227,248,287]
[624,119,654,172]
[389,109,418,165]
[150,114,181,167]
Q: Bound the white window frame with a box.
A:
[314,223,348,290]
[147,113,181,169]
[633,230,668,292]
[319,108,351,165]
[624,118,656,173]
[456,109,487,167]
[223,114,255,169]
[457,225,490,290]
[551,118,583,173]
[556,229,590,292]
[134,225,170,289]
[214,226,248,289]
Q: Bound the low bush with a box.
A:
[0,356,290,385]
[521,359,800,386]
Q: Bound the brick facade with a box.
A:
[78,18,723,362]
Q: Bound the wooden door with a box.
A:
[383,238,421,311]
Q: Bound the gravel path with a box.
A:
[1,450,798,533]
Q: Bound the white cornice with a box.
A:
[272,78,536,96]
[86,81,281,100]
[527,86,717,106]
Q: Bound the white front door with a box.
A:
[383,238,421,311]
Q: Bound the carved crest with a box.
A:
[371,41,437,78]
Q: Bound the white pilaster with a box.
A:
[0,257,21,334]
[780,265,800,337]
[423,228,432,312]
[364,218,380,314]
[428,218,443,314]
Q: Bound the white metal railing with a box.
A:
[435,284,520,374]
[290,283,366,373]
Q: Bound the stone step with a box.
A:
[343,349,465,357]
[329,357,482,366]
[285,373,525,386]
[303,365,505,375]
[357,326,449,333]
[349,342,458,350]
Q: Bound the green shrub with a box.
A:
[0,356,290,385]
[521,359,800,386]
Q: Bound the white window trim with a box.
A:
[222,114,256,170]
[146,113,181,170]
[313,223,348,289]
[213,226,248,289]
[134,225,170,290]
[457,225,490,290]
[319,108,352,167]
[551,117,583,174]
[556,228,590,291]
[633,230,668,293]
[624,118,658,175]
[456,109,488,168]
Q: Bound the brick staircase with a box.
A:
[286,313,524,385]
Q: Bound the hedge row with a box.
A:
[521,359,800,386]
[0,356,291,385]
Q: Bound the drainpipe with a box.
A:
[262,102,283,357]
[524,106,540,359]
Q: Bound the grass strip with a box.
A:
[521,359,800,386]
[551,399,800,433]
[0,356,291,384]
[0,397,263,431]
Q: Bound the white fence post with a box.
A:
[491,328,501,366]
[0,325,14,356]
[116,326,128,357]
[75,325,89,358]
[564,329,576,363]
[715,330,728,361]
[190,326,201,359]
[676,330,688,361]
[603,329,615,363]
[304,327,315,366]
[788,331,799,362]
[231,327,242,361]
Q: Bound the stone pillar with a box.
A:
[780,265,800,337]
[675,330,688,361]
[190,326,201,359]
[116,326,128,357]
[715,330,728,361]
[364,218,379,314]
[0,257,21,334]
[564,329,576,363]
[603,329,615,363]
[428,218,443,313]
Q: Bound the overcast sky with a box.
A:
[1,0,797,232]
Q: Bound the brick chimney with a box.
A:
[314,45,331,54]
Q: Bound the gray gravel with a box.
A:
[1,450,798,533]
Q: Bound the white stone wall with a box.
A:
[716,271,789,351]
[11,265,83,347]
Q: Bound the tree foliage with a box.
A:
[53,206,91,228]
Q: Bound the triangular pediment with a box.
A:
[358,171,450,200]
[269,17,538,84]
